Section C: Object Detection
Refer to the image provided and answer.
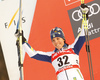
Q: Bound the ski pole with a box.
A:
[81,0,94,79]
[83,13,94,80]
[19,0,24,79]
[15,0,24,80]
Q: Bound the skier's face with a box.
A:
[52,37,65,50]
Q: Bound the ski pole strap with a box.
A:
[20,64,23,67]
[19,32,22,36]
[82,13,88,31]
[19,64,23,71]
[19,60,23,67]
[81,0,88,29]
[86,45,90,52]
[81,0,84,4]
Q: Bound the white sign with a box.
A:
[0,0,37,80]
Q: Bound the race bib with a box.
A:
[52,48,79,73]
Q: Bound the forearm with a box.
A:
[72,20,89,55]
[23,42,37,57]
[22,42,52,63]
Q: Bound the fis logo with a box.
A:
[4,8,26,29]
[64,0,80,6]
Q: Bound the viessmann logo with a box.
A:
[68,0,100,40]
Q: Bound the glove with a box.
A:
[80,4,89,14]
[15,29,19,37]
[15,29,26,44]
[80,4,89,19]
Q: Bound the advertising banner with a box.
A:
[0,0,37,80]
[0,0,100,80]
[68,0,100,40]
[25,0,100,80]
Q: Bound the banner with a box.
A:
[0,0,100,80]
[24,0,100,80]
[68,0,100,40]
[0,0,37,80]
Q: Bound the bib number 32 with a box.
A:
[57,55,70,67]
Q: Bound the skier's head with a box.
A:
[50,27,66,50]
[50,27,65,40]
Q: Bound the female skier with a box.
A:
[15,4,89,80]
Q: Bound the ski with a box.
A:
[15,0,24,80]
[81,0,94,80]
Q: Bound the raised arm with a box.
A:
[15,30,53,63]
[22,41,52,63]
[70,4,89,55]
